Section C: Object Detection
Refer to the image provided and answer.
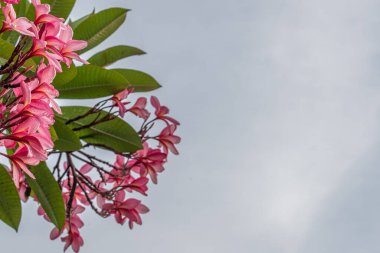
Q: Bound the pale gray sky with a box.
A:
[3,0,380,252]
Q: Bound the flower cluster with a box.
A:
[0,0,87,188]
[45,93,180,252]
[0,1,180,252]
[1,0,87,71]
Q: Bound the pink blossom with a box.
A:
[124,176,149,196]
[17,181,29,202]
[30,38,63,71]
[0,4,37,36]
[4,146,40,181]
[102,192,149,229]
[40,22,88,66]
[127,97,150,120]
[50,204,85,253]
[151,96,180,125]
[112,89,131,117]
[156,124,181,155]
[2,0,20,4]
[131,142,167,184]
[32,0,62,25]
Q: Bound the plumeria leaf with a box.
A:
[73,8,129,54]
[55,65,160,98]
[54,65,131,99]
[0,164,21,232]
[15,0,31,18]
[53,119,83,152]
[57,106,142,152]
[88,45,145,67]
[2,31,20,45]
[26,163,65,230]
[53,64,78,87]
[41,0,76,20]
[49,126,58,142]
[6,148,15,156]
[0,39,35,69]
[68,8,95,30]
[113,69,161,92]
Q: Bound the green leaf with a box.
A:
[26,163,65,230]
[57,106,142,153]
[54,65,130,99]
[69,9,95,30]
[113,69,161,92]
[0,165,21,231]
[6,148,15,156]
[15,0,30,18]
[0,39,35,69]
[88,45,145,67]
[53,64,77,86]
[55,65,160,99]
[49,126,58,142]
[41,0,76,20]
[73,8,129,54]
[53,119,82,152]
[1,31,20,46]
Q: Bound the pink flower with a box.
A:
[3,146,39,182]
[35,63,61,113]
[151,96,180,125]
[102,191,149,229]
[26,12,88,71]
[61,229,84,253]
[50,204,85,253]
[18,181,29,202]
[0,4,37,36]
[112,89,131,117]
[32,0,61,25]
[3,131,53,161]
[156,124,181,155]
[127,97,150,120]
[41,22,88,65]
[62,179,89,206]
[131,142,167,184]
[30,38,63,72]
[2,0,20,4]
[113,90,149,119]
[124,176,149,196]
[57,24,88,65]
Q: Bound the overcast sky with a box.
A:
[3,0,380,252]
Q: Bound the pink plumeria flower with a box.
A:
[1,4,37,36]
[156,124,181,155]
[32,0,62,25]
[112,89,131,117]
[151,96,180,125]
[2,146,39,182]
[130,142,167,184]
[102,191,149,229]
[30,38,63,72]
[50,204,85,253]
[124,176,149,196]
[41,22,88,65]
[127,97,150,120]
[2,0,20,4]
[35,63,61,113]
[57,24,88,65]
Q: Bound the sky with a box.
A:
[3,0,380,252]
